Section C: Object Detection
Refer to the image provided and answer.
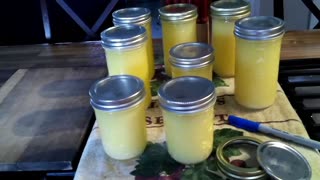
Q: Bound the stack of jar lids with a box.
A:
[216,136,312,180]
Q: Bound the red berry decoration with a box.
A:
[230,159,247,168]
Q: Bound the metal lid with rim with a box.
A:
[100,25,147,49]
[158,76,215,113]
[159,3,197,21]
[210,0,250,17]
[89,75,145,111]
[234,16,285,40]
[112,7,151,25]
[257,141,312,180]
[169,42,214,69]
[216,136,267,180]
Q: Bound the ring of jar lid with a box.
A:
[216,136,267,180]
[169,42,214,69]
[100,25,147,50]
[159,3,198,22]
[112,7,151,26]
[210,0,251,20]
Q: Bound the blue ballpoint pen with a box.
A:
[228,115,320,150]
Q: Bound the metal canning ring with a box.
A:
[216,136,267,180]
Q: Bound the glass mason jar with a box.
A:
[89,75,147,160]
[112,7,155,79]
[158,76,216,164]
[234,16,285,109]
[159,3,198,76]
[169,42,214,80]
[210,0,250,77]
[101,25,151,108]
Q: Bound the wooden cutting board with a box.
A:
[0,67,106,171]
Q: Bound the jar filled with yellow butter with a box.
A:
[234,16,285,109]
[159,3,198,76]
[170,42,214,81]
[112,7,155,79]
[101,25,151,107]
[210,0,250,77]
[89,75,147,160]
[158,76,216,164]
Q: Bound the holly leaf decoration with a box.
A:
[131,129,244,178]
[213,128,243,150]
[151,80,163,96]
[212,72,228,87]
[213,129,243,158]
[223,146,242,158]
[131,142,183,177]
[181,159,223,180]
[212,77,228,87]
[150,73,170,96]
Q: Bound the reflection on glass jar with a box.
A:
[89,75,147,160]
[158,76,216,164]
[170,42,214,80]
[159,3,198,76]
[234,16,285,109]
[101,25,151,107]
[210,0,250,77]
[112,7,155,79]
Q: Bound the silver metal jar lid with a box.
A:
[159,3,197,21]
[158,76,215,113]
[169,42,214,69]
[210,0,250,17]
[257,141,312,180]
[234,16,285,40]
[89,75,145,111]
[112,7,151,25]
[216,136,267,180]
[100,25,147,49]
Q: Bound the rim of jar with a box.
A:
[211,12,251,21]
[210,0,251,17]
[158,76,216,114]
[216,136,267,180]
[113,17,151,26]
[170,58,213,69]
[100,25,148,50]
[89,75,146,112]
[159,3,198,22]
[112,7,151,26]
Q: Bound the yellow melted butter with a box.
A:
[162,107,214,164]
[94,102,147,160]
[161,19,197,76]
[235,36,283,109]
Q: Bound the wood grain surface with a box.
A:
[281,30,320,60]
[0,42,106,70]
[0,67,106,171]
[0,30,319,71]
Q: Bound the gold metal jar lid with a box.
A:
[159,3,197,21]
[210,0,250,17]
[112,7,151,25]
[216,136,267,180]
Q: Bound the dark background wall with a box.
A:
[0,0,128,45]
